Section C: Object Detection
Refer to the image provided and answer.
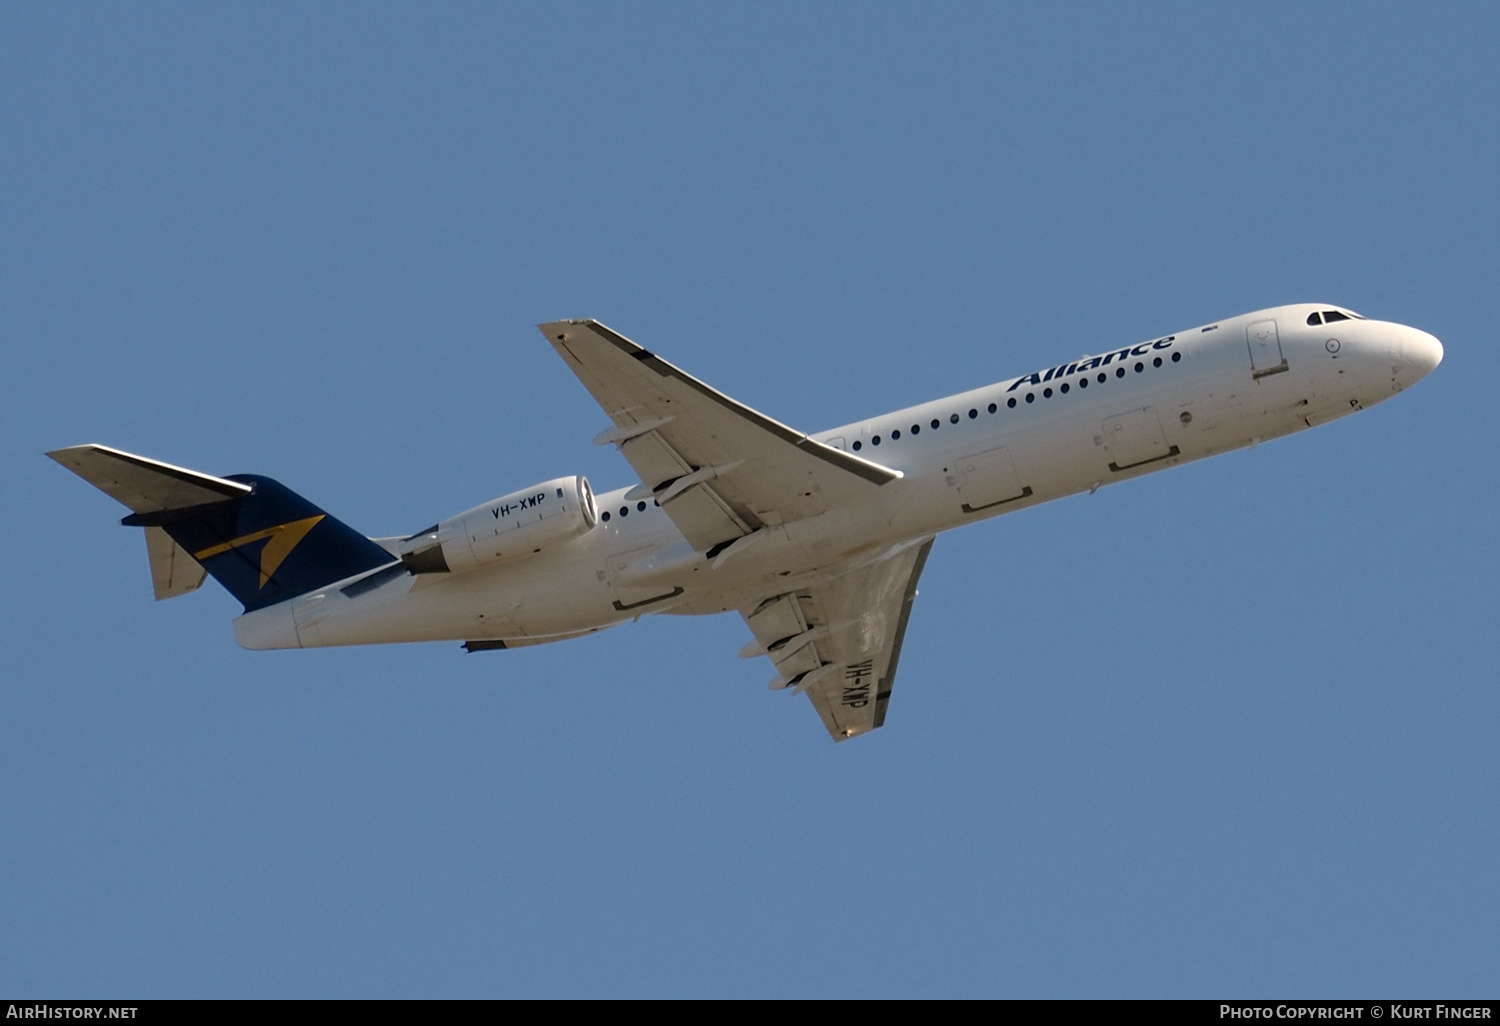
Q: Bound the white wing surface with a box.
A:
[740,539,934,741]
[540,320,900,554]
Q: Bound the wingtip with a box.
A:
[45,444,99,465]
[538,318,591,333]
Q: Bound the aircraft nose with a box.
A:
[1392,325,1444,386]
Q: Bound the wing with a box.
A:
[541,320,900,553]
[740,538,934,741]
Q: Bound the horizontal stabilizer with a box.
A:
[47,444,251,514]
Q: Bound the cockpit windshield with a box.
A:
[1306,309,1365,325]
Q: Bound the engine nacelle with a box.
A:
[399,476,597,574]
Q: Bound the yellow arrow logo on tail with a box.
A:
[192,515,326,588]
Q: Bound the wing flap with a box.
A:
[662,484,753,551]
[618,431,691,490]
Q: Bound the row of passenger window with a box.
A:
[850,350,1184,451]
[600,498,658,523]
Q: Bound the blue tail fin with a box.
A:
[123,474,394,612]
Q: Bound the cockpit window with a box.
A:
[1307,312,1323,325]
[1323,310,1350,323]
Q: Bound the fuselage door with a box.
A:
[607,545,686,613]
[1101,406,1179,472]
[946,446,1032,513]
[1246,319,1288,378]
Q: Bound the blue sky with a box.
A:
[3,3,1497,997]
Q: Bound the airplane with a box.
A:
[48,303,1443,741]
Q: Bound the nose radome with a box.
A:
[1396,326,1444,383]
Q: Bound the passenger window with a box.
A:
[950,414,959,424]
[931,419,940,429]
[852,440,862,451]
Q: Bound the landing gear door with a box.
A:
[1247,319,1287,378]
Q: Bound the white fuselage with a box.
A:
[233,303,1443,651]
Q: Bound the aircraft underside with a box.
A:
[49,303,1442,740]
